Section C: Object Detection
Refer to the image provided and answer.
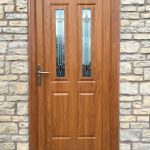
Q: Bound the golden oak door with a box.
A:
[32,0,119,150]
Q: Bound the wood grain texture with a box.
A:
[102,0,111,149]
[36,0,46,149]
[29,0,120,149]
[110,0,120,149]
[29,0,38,149]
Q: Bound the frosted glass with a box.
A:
[82,9,92,77]
[56,10,65,77]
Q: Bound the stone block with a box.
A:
[120,116,136,122]
[0,123,18,134]
[0,6,4,19]
[121,41,140,53]
[121,0,144,4]
[17,102,28,115]
[0,42,7,54]
[5,5,14,12]
[17,143,29,150]
[9,82,28,95]
[133,143,150,150]
[120,130,141,142]
[120,62,132,74]
[11,62,28,74]
[144,68,150,80]
[143,96,150,107]
[0,143,15,150]
[120,82,138,95]
[0,82,8,94]
[121,13,139,19]
[140,83,150,95]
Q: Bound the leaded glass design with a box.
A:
[56,10,65,77]
[82,9,92,77]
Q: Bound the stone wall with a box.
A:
[120,0,150,149]
[0,0,150,150]
[0,0,29,149]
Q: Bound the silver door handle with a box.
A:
[37,64,49,86]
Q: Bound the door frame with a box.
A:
[29,0,120,149]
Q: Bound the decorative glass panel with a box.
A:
[56,10,65,77]
[82,9,92,77]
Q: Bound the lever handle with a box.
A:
[37,64,49,86]
[38,71,50,74]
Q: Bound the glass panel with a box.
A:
[56,10,65,77]
[82,9,92,77]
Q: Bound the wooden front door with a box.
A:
[29,0,120,150]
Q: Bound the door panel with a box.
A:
[78,93,96,137]
[51,93,71,137]
[31,0,119,149]
[30,0,119,149]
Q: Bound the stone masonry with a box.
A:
[0,0,29,150]
[0,0,150,150]
[120,0,150,149]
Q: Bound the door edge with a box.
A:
[110,0,120,149]
[29,0,38,149]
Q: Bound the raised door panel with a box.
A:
[78,93,96,137]
[51,93,71,137]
